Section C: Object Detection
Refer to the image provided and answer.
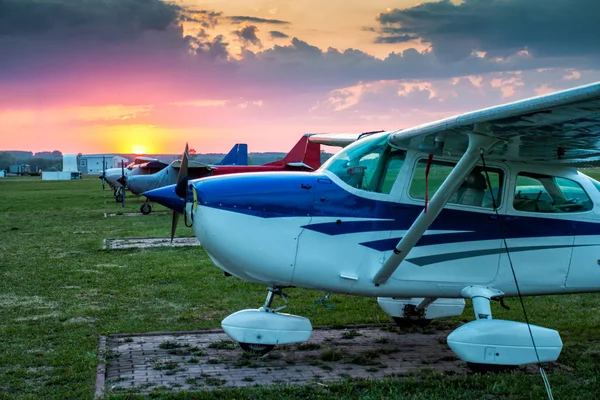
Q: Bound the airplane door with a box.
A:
[499,173,577,288]
[565,219,599,289]
[563,177,600,289]
[498,215,574,287]
[389,159,505,284]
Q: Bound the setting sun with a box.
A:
[132,145,146,155]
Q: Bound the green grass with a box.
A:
[1,175,600,399]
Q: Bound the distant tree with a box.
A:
[0,152,15,171]
[27,157,61,171]
[51,150,62,158]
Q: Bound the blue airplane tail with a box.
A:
[216,144,248,166]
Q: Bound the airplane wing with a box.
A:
[389,81,600,166]
[286,162,315,170]
[139,161,169,170]
[171,160,213,170]
[309,130,386,147]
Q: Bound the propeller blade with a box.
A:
[175,143,189,198]
[101,156,106,190]
[121,162,126,208]
[170,210,180,242]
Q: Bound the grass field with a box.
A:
[1,175,600,399]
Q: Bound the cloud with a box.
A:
[234,25,262,48]
[1,0,599,125]
[227,16,290,25]
[374,34,415,44]
[269,30,289,39]
[375,0,600,61]
[0,0,180,39]
[181,9,222,29]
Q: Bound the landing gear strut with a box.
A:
[393,298,435,328]
[238,288,288,354]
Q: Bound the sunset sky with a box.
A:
[1,0,599,154]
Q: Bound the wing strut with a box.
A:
[372,129,501,286]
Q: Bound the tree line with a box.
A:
[0,152,63,172]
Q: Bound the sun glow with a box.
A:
[132,144,147,155]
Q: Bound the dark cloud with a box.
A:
[234,25,262,48]
[0,0,180,39]
[1,0,599,112]
[374,34,415,44]
[228,16,290,25]
[181,9,222,29]
[269,30,289,39]
[375,0,600,61]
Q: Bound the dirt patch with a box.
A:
[103,237,201,250]
[104,212,170,218]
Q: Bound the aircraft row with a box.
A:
[99,135,321,214]
[102,81,600,377]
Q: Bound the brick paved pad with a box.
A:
[102,326,469,396]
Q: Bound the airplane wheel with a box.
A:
[239,342,275,355]
[140,203,152,215]
[115,194,123,203]
[392,317,431,328]
[466,362,517,374]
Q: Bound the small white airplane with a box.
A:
[101,156,167,202]
[126,143,249,214]
[145,81,600,373]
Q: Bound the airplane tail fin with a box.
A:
[216,144,248,166]
[265,134,321,170]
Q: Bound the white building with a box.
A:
[41,154,83,180]
[79,155,130,174]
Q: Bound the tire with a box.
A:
[140,203,152,215]
[466,362,517,374]
[115,194,123,203]
[392,317,432,328]
[239,342,275,355]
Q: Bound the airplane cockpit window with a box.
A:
[409,160,504,208]
[321,133,406,194]
[513,173,593,213]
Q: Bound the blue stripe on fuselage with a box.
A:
[191,172,600,250]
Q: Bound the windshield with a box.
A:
[320,132,405,193]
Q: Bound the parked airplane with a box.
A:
[144,81,600,374]
[132,135,319,215]
[100,156,168,202]
[127,143,249,214]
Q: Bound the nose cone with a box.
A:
[105,174,121,187]
[144,184,185,214]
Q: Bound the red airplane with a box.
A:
[135,134,321,215]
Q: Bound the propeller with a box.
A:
[99,155,106,190]
[119,162,126,208]
[170,143,189,241]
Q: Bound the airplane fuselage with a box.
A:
[188,145,600,299]
[131,164,313,196]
